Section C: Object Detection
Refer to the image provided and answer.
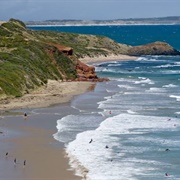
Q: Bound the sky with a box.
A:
[0,0,180,22]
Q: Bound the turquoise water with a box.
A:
[29,25,180,50]
[57,55,180,179]
[29,25,180,179]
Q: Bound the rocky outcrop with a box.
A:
[75,60,108,82]
[1,19,180,99]
[47,43,108,82]
[127,41,180,56]
[48,42,73,55]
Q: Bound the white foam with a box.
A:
[161,70,180,74]
[146,87,166,93]
[66,114,180,180]
[169,95,180,101]
[118,84,135,89]
[53,114,103,143]
[175,62,180,65]
[163,84,178,88]
[134,78,154,85]
[127,110,137,114]
[108,62,121,67]
[136,57,148,61]
[155,64,180,68]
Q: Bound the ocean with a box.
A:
[29,25,180,179]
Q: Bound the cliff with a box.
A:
[0,19,105,99]
[0,19,180,99]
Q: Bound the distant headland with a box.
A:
[26,16,180,26]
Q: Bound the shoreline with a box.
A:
[0,81,95,180]
[79,54,137,64]
[0,81,96,111]
[0,54,137,112]
[0,54,136,179]
[0,107,82,179]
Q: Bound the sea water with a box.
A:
[29,25,180,179]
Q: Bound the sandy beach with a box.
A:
[0,54,136,180]
[79,54,137,64]
[0,112,82,180]
[0,81,95,180]
[0,81,96,111]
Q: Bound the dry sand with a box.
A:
[0,81,96,111]
[79,54,137,64]
[0,54,136,111]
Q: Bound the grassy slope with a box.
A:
[34,30,131,58]
[0,19,76,99]
[0,19,128,99]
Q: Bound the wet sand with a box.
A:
[0,81,95,180]
[0,110,81,180]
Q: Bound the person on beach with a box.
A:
[14,158,17,165]
[5,152,8,158]
[24,112,28,120]
[23,160,26,167]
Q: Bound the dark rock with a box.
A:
[75,60,109,82]
[127,41,180,56]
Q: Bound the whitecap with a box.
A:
[163,84,178,88]
[66,114,180,180]
[134,78,154,85]
[127,110,137,114]
[169,95,180,101]
[146,87,166,93]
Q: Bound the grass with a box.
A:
[0,19,128,99]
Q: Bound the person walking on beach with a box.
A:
[23,160,26,167]
[14,158,17,165]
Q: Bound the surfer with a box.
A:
[89,139,93,143]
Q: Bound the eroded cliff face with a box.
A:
[46,43,108,82]
[75,59,108,82]
[127,41,180,56]
[1,19,180,99]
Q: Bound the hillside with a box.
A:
[0,19,127,99]
[0,19,180,100]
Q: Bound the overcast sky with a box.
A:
[0,0,180,21]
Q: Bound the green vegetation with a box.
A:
[33,30,130,58]
[0,19,129,99]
